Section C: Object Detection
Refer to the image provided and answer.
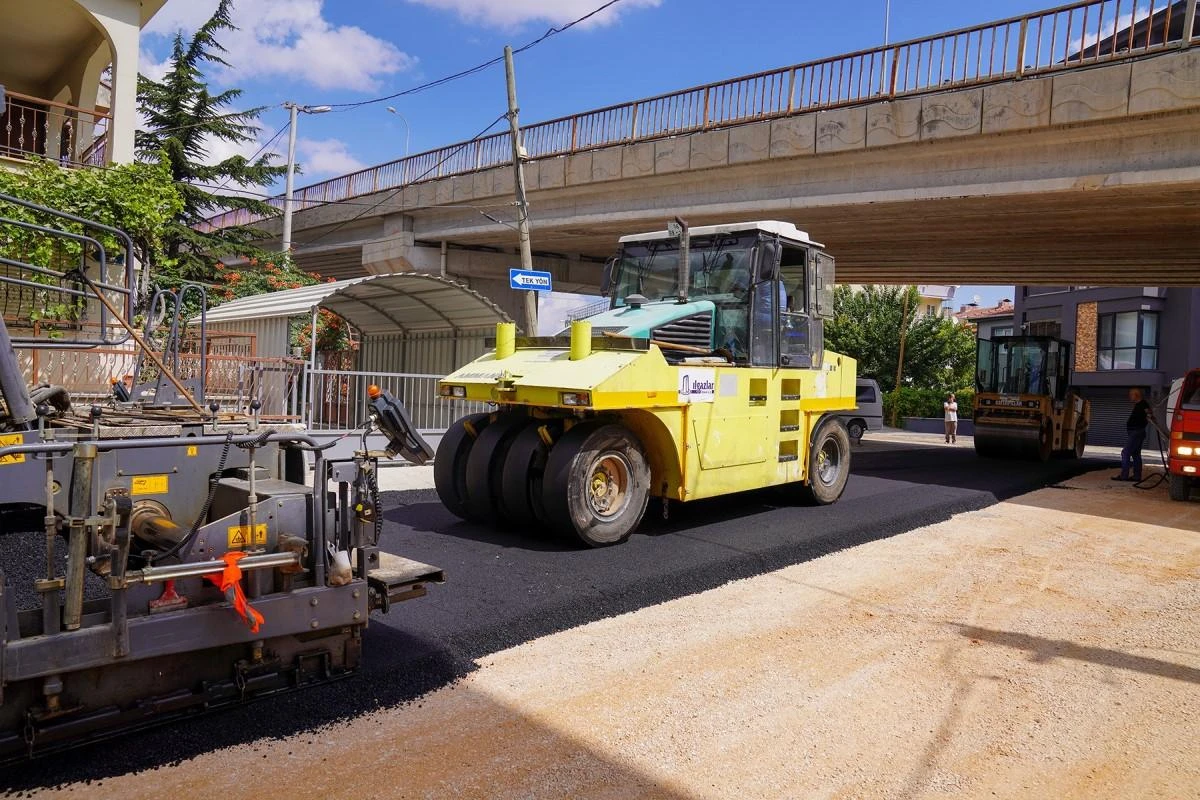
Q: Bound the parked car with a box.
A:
[840,378,884,443]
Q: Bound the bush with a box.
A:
[883,387,974,426]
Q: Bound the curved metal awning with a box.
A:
[201,272,511,335]
[321,273,510,335]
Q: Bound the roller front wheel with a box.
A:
[542,423,650,547]
[434,413,489,520]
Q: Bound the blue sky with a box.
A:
[140,0,1046,314]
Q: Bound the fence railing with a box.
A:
[19,343,304,419]
[200,0,1199,234]
[0,90,110,167]
[306,368,490,432]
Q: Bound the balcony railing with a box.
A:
[199,0,1200,234]
[1,90,110,167]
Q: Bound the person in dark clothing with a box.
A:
[1114,388,1151,482]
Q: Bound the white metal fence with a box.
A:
[305,368,490,432]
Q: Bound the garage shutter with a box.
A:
[1086,390,1130,447]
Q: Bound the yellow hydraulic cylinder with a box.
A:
[569,320,592,361]
[495,322,516,359]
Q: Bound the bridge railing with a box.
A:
[200,0,1198,233]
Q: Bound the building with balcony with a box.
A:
[0,0,165,168]
[1014,286,1200,446]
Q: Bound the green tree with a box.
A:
[136,0,285,285]
[825,284,977,393]
[0,158,183,322]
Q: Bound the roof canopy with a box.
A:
[202,273,512,335]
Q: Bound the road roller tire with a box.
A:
[798,418,851,506]
[434,413,490,520]
[1169,473,1192,502]
[499,420,558,531]
[974,430,1002,459]
[463,412,528,522]
[1068,427,1087,459]
[542,422,650,547]
[1036,420,1053,462]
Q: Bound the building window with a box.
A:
[1098,311,1158,370]
[992,326,1014,337]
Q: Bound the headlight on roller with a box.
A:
[561,391,591,406]
[439,385,467,398]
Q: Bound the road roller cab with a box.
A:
[435,220,857,547]
[1167,368,1200,501]
[973,335,1090,461]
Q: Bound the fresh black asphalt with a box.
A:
[0,440,1111,790]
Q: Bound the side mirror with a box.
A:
[757,241,780,283]
[599,257,616,296]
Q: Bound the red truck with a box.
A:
[1168,368,1200,502]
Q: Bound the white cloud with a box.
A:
[138,49,173,82]
[143,0,415,92]
[295,137,367,177]
[404,0,661,29]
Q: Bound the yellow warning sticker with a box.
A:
[186,445,198,457]
[227,523,268,549]
[131,474,169,495]
[0,433,25,466]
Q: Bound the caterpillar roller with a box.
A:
[973,334,1090,461]
[0,194,442,763]
[434,220,858,547]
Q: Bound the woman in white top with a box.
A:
[944,393,959,444]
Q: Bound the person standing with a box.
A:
[1114,387,1151,482]
[944,392,959,444]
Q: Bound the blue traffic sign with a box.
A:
[509,268,553,292]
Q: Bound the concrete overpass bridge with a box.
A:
[206,0,1200,320]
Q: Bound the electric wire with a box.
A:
[325,0,631,111]
[290,112,508,250]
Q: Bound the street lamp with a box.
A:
[281,101,331,253]
[385,107,411,160]
[883,0,892,45]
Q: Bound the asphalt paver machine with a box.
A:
[0,194,441,761]
[973,335,1090,461]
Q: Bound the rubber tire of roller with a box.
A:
[542,422,650,547]
[463,412,528,523]
[798,418,852,506]
[433,412,490,520]
[499,420,556,531]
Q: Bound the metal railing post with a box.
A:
[1017,17,1030,75]
[888,47,902,96]
[630,103,640,140]
[1184,0,1198,47]
[786,67,797,113]
[702,87,711,128]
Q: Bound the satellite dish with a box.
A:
[973,294,982,305]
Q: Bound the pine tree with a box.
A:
[136,0,285,285]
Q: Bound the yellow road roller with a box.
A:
[973,335,1090,461]
[434,220,857,546]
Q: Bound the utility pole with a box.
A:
[281,102,331,253]
[891,286,911,426]
[504,45,537,336]
[282,102,299,253]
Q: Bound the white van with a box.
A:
[840,378,884,443]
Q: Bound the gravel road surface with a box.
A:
[0,440,1139,793]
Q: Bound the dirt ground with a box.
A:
[40,468,1200,799]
